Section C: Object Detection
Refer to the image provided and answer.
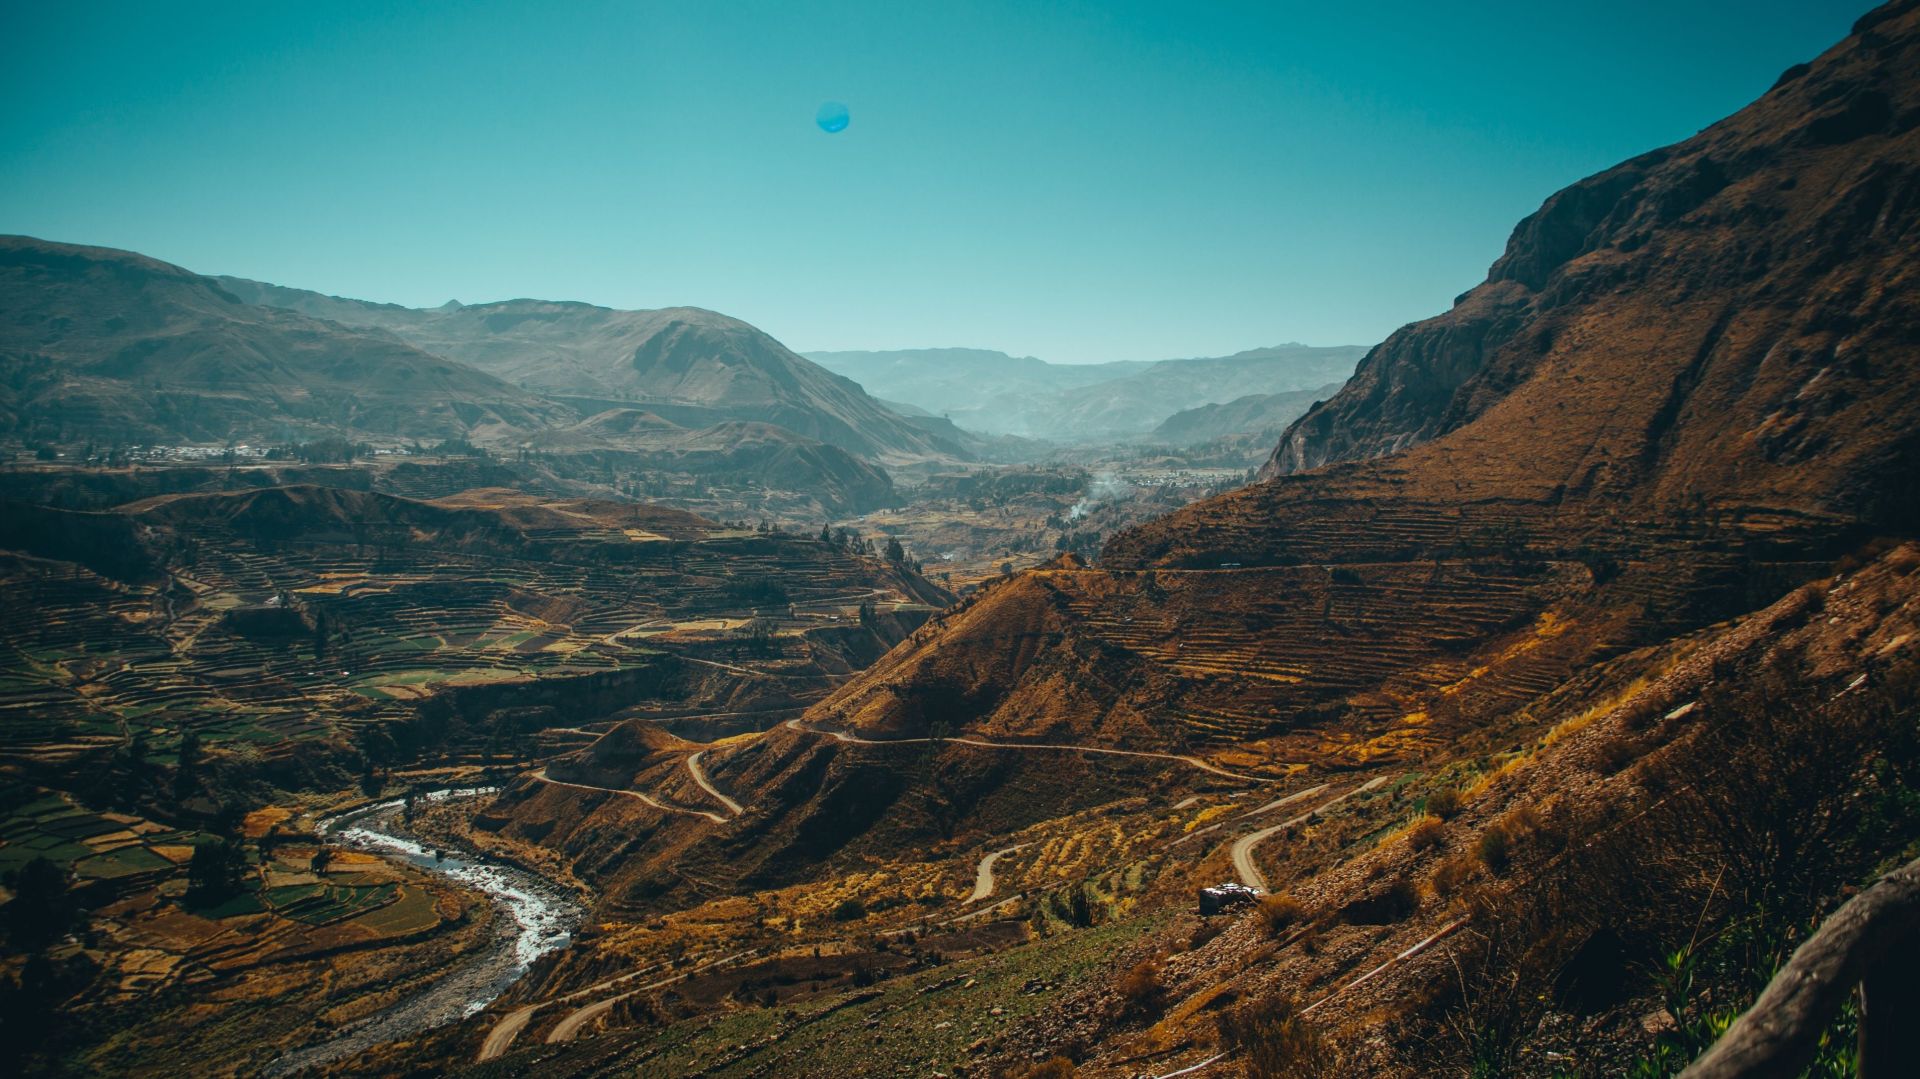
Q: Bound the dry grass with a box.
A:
[1256,893,1307,936]
[1007,1057,1077,1079]
[1116,956,1167,1016]
[1406,816,1447,852]
[1476,826,1513,874]
[1424,786,1464,819]
[1431,852,1478,897]
[1216,995,1343,1078]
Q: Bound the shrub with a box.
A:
[1886,544,1920,575]
[1432,852,1477,896]
[1009,1058,1077,1079]
[1407,817,1448,852]
[1425,786,1464,819]
[1340,878,1420,925]
[1216,996,1342,1078]
[829,897,867,921]
[1620,696,1664,732]
[1476,827,1513,874]
[1503,804,1563,852]
[1116,957,1167,1016]
[1256,893,1307,936]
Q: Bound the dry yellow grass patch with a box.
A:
[242,806,294,839]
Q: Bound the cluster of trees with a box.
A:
[817,525,923,573]
[721,578,791,607]
[1054,529,1103,562]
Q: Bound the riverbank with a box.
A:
[265,789,585,1075]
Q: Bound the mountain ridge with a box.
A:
[219,278,967,463]
[0,235,570,446]
[1262,3,1920,491]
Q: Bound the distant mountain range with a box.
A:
[806,343,1368,442]
[216,278,964,463]
[2,233,1357,473]
[0,237,566,446]
[1147,383,1345,445]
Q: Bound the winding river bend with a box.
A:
[267,788,584,1076]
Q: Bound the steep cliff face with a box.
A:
[1261,0,1920,532]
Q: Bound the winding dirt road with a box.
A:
[545,949,755,1044]
[965,843,1028,904]
[528,768,727,824]
[685,750,744,816]
[784,718,1275,783]
[1230,777,1388,891]
[478,1004,542,1062]
[478,958,677,1061]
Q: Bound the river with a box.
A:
[265,788,585,1075]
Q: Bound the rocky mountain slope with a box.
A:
[1262,7,1920,503]
[219,279,965,463]
[525,413,896,513]
[1149,383,1343,445]
[0,237,568,446]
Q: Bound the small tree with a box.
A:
[172,729,203,802]
[186,839,247,905]
[3,858,73,952]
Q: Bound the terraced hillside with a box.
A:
[0,485,949,781]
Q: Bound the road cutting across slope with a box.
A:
[545,950,755,1044]
[784,718,1275,783]
[966,843,1029,904]
[478,957,687,1060]
[1230,776,1389,890]
[685,749,744,816]
[528,767,727,824]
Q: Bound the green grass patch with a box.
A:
[73,845,174,880]
[352,887,440,935]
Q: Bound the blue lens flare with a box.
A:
[815,101,850,133]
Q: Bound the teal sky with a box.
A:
[0,1,1873,363]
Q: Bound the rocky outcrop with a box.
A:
[1263,0,1920,492]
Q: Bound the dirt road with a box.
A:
[785,718,1275,783]
[545,950,754,1045]
[965,843,1028,904]
[1230,777,1388,891]
[477,959,677,1061]
[528,767,726,824]
[685,750,744,816]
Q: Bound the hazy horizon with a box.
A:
[1,0,1871,363]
